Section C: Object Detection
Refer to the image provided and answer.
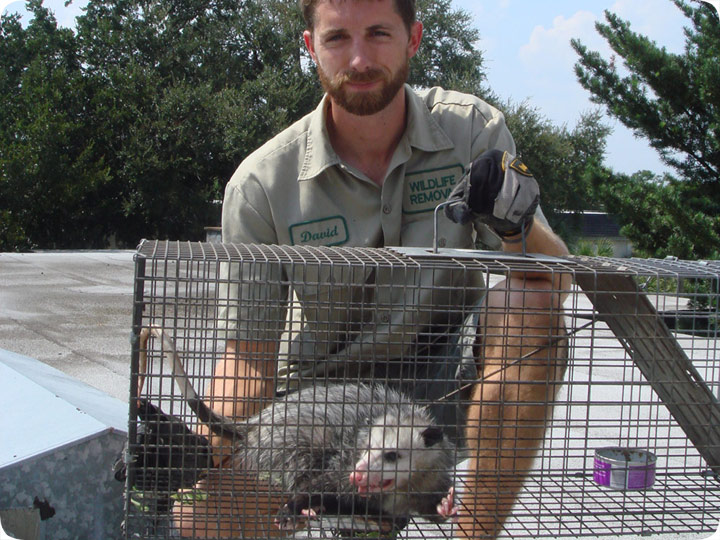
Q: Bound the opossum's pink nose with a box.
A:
[350,470,395,493]
[350,459,369,489]
[349,470,367,489]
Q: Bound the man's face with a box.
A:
[304,0,422,116]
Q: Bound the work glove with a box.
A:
[444,149,539,238]
[113,398,214,512]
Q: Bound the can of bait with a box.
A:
[593,447,657,490]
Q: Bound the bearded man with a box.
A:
[173,0,570,538]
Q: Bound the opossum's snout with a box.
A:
[349,459,396,494]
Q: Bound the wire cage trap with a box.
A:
[123,240,720,539]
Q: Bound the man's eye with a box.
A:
[371,30,391,38]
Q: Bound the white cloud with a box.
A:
[519,11,606,72]
[509,10,612,129]
[608,0,686,53]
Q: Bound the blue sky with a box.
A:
[2,0,715,176]
[454,0,694,176]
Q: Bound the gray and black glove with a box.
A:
[444,149,539,238]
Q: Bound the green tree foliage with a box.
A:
[497,101,610,236]
[572,0,719,259]
[74,0,320,245]
[1,0,608,250]
[412,0,486,95]
[587,167,719,259]
[1,1,112,249]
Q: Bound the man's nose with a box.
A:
[348,39,374,72]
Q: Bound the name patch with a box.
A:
[289,216,349,246]
[403,164,464,214]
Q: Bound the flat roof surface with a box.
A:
[0,250,136,402]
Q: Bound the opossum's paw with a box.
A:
[437,486,459,521]
[275,505,304,530]
[274,497,319,530]
[274,507,303,531]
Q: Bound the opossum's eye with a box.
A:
[384,451,399,463]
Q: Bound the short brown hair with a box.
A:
[299,0,417,34]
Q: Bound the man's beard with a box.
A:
[317,61,409,116]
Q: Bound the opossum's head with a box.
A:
[349,411,446,495]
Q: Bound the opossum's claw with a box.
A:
[274,512,299,531]
[437,486,459,521]
[275,504,308,530]
[275,495,325,530]
[274,509,314,530]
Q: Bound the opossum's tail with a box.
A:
[139,327,244,440]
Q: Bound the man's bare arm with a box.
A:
[501,218,571,303]
[460,215,571,539]
[205,339,277,459]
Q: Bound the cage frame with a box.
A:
[123,240,720,539]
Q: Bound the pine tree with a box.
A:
[571,0,719,259]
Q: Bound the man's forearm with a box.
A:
[211,339,278,418]
[205,339,278,458]
[501,219,571,303]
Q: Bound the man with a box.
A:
[174,0,570,538]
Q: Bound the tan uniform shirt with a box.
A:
[219,85,535,387]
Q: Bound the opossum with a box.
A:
[235,382,457,530]
[144,327,458,530]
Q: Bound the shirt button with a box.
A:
[382,204,392,214]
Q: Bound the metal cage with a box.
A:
[123,240,720,539]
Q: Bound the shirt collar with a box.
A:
[298,85,454,181]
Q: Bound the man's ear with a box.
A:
[303,30,317,63]
[407,21,423,59]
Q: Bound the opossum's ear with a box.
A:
[421,426,444,447]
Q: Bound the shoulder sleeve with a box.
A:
[221,171,278,245]
[217,167,288,343]
[470,104,516,159]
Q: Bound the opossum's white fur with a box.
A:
[232,383,456,526]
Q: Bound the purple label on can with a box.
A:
[593,459,612,486]
[627,465,655,490]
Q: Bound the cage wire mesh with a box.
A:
[124,240,720,539]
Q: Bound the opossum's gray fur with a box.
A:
[233,383,456,527]
[149,327,455,527]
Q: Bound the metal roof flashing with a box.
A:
[0,349,127,468]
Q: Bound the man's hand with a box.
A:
[444,149,539,238]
